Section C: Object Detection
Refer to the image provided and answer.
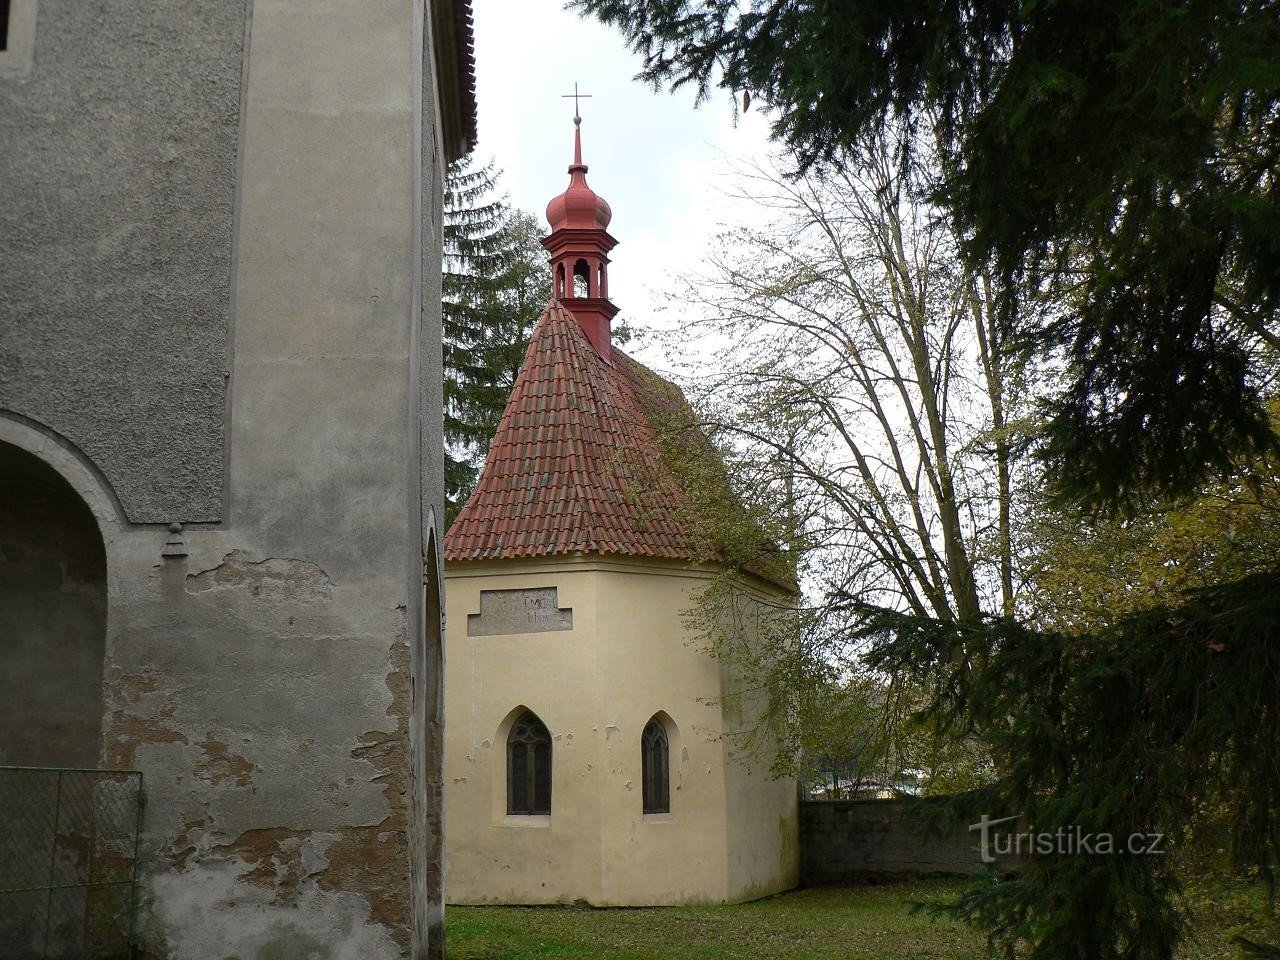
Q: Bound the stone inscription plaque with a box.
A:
[467,588,573,637]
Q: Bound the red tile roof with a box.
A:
[433,0,478,161]
[445,299,801,597]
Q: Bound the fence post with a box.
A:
[43,769,63,959]
[126,775,144,959]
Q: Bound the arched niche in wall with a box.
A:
[0,438,107,767]
[420,528,445,959]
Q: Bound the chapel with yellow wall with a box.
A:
[442,116,799,906]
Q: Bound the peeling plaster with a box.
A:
[148,862,401,960]
[212,827,315,899]
[192,738,256,787]
[119,670,161,704]
[185,551,334,602]
[105,706,190,769]
[168,813,209,874]
[140,634,417,953]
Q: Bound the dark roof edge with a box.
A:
[432,0,478,162]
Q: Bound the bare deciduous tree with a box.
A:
[658,133,1036,785]
[669,135,1029,629]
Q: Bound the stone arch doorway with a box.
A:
[0,438,107,767]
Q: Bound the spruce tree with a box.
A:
[442,157,551,524]
[574,4,1280,955]
[574,0,1280,514]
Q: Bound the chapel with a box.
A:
[442,114,800,906]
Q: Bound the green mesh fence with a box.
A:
[0,767,143,960]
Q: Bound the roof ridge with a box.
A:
[546,302,604,554]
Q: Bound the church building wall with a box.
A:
[711,578,803,901]
[0,1,466,956]
[444,557,798,906]
[444,561,607,903]
[720,680,802,900]
[590,564,737,905]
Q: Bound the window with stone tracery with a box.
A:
[507,710,552,815]
[642,716,670,814]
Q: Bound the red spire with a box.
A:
[545,119,613,232]
[542,113,619,362]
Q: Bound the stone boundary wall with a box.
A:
[799,799,986,884]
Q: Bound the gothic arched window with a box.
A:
[642,716,670,814]
[507,710,552,815]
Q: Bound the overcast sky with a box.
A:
[471,0,776,368]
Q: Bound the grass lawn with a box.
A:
[446,877,1278,960]
[446,880,983,960]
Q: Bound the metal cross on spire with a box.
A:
[561,82,592,126]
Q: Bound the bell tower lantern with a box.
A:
[542,110,619,362]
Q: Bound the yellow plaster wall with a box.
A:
[442,556,797,905]
[710,582,801,902]
[721,695,802,900]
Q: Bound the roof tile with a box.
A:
[445,300,708,564]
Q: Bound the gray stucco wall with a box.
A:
[1,0,457,952]
[0,0,245,523]
[1,0,454,954]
